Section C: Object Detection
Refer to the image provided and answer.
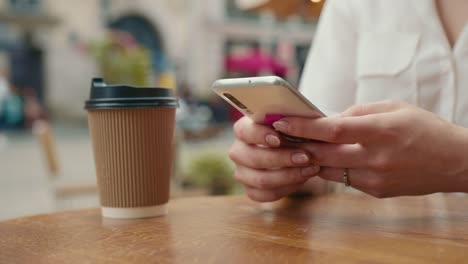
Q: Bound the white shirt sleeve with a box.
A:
[299,0,358,116]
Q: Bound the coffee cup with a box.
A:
[85,78,178,219]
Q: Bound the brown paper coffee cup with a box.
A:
[85,78,178,219]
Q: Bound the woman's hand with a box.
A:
[229,117,321,202]
[273,101,468,198]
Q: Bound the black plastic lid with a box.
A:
[85,78,178,110]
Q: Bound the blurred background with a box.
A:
[0,0,324,220]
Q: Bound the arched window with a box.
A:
[109,15,168,77]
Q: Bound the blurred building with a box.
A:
[0,0,318,120]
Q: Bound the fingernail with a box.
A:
[292,153,309,165]
[301,165,320,177]
[273,120,288,132]
[265,134,280,147]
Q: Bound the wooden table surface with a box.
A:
[1,194,468,263]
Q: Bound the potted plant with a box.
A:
[90,30,152,86]
[187,152,235,195]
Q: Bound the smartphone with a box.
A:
[212,76,325,142]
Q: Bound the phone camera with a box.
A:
[223,93,248,109]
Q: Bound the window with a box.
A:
[9,0,42,14]
[225,0,259,20]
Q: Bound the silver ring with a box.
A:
[343,168,351,187]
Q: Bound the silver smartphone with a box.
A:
[212,76,325,142]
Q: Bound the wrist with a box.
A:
[451,126,468,193]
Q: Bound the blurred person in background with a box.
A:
[176,82,214,139]
[23,87,45,129]
[0,69,9,148]
[0,82,24,131]
[206,94,229,127]
[0,72,7,105]
[229,0,468,201]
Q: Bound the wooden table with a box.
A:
[1,194,468,263]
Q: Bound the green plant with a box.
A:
[90,31,152,86]
[187,152,235,195]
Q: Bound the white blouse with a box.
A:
[300,0,468,126]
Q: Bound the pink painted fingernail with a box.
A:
[292,153,309,165]
[273,120,288,132]
[265,134,280,147]
[301,165,320,177]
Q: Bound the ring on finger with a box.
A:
[343,168,351,187]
